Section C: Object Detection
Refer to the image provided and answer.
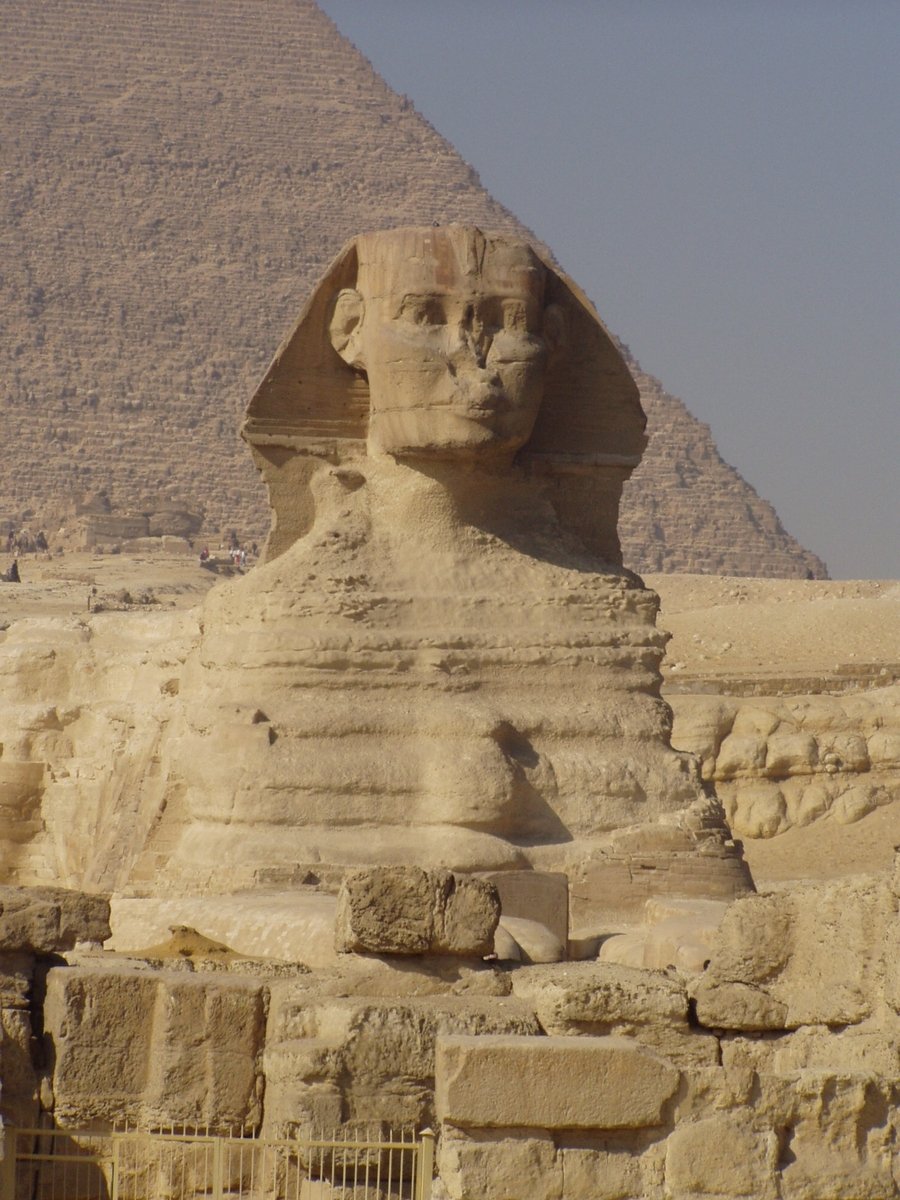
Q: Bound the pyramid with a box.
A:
[1,0,826,578]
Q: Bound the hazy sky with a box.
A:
[318,0,898,580]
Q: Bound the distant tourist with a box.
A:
[2,559,20,583]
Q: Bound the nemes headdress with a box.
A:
[242,226,646,563]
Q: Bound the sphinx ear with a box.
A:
[542,303,567,357]
[329,288,366,369]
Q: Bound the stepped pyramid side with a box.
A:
[621,367,827,577]
[1,0,826,577]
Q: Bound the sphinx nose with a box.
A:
[453,310,492,367]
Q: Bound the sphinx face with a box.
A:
[332,228,556,460]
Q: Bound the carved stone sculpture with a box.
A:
[124,226,750,922]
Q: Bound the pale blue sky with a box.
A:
[318,0,899,579]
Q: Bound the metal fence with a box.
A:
[1,1124,434,1200]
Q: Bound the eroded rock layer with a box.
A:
[2,0,826,577]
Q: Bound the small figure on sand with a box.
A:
[2,559,21,583]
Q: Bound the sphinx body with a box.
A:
[122,227,749,918]
[0,227,749,923]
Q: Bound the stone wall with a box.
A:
[433,868,900,1200]
[1,864,896,1199]
[1,0,827,578]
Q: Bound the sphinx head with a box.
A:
[243,225,646,562]
[328,227,564,461]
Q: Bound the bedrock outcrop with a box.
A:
[671,686,900,839]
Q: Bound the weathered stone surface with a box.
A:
[334,868,500,958]
[0,886,110,952]
[694,982,788,1031]
[438,1127,561,1200]
[772,1073,899,1200]
[511,961,687,1031]
[559,1146,645,1200]
[721,1027,900,1076]
[694,877,894,1031]
[665,1116,775,1198]
[44,963,266,1128]
[335,867,435,956]
[436,1034,679,1130]
[434,875,503,958]
[512,961,718,1068]
[671,686,899,839]
[0,1004,40,1127]
[263,989,540,1138]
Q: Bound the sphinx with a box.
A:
[0,227,749,931]
[110,226,749,923]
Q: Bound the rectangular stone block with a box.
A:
[436,1034,679,1130]
[44,964,266,1128]
[335,867,499,957]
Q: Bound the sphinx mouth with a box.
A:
[456,376,508,414]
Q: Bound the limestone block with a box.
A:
[512,961,718,1068]
[335,866,435,956]
[263,989,540,1138]
[675,1064,757,1120]
[0,1006,40,1127]
[559,1147,644,1200]
[44,963,266,1127]
[0,887,110,953]
[435,875,502,957]
[438,1127,561,1200]
[790,781,832,826]
[511,961,687,1032]
[730,706,781,739]
[665,1116,775,1198]
[774,1074,898,1200]
[764,733,817,777]
[335,868,500,958]
[695,879,892,1032]
[693,981,789,1031]
[704,893,792,982]
[436,1034,679,1130]
[721,1028,900,1076]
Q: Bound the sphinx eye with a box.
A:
[400,295,445,327]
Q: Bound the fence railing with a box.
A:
[2,1123,434,1200]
